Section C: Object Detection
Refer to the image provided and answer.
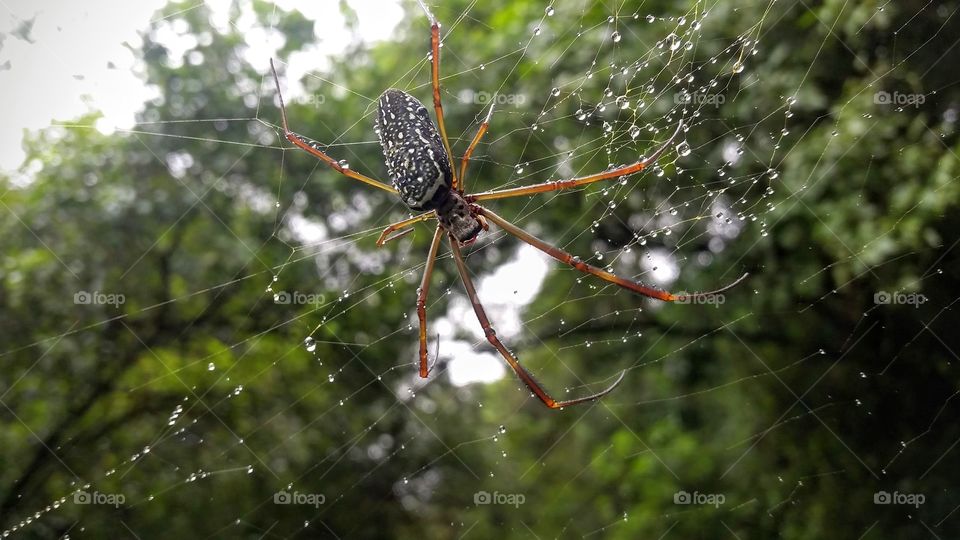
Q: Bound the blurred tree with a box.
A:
[0,0,958,538]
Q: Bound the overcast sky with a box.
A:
[0,0,405,171]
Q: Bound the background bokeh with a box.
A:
[1,0,959,538]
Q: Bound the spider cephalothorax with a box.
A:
[269,4,748,409]
[375,89,482,243]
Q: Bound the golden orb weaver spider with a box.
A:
[270,3,748,409]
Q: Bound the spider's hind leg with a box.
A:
[269,59,397,194]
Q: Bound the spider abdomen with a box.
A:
[375,89,452,211]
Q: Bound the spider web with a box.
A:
[2,0,958,538]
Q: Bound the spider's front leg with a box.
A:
[448,235,625,409]
[416,225,445,378]
[476,206,749,302]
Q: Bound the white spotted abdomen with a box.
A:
[375,89,452,211]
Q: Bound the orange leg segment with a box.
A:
[417,225,444,378]
[470,121,684,202]
[449,235,625,409]
[476,207,748,303]
[270,59,397,194]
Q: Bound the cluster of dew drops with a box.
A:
[529,5,786,287]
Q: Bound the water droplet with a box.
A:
[666,33,681,51]
[732,61,744,74]
[545,5,555,16]
[611,31,622,43]
[551,87,560,97]
[304,336,317,352]
[337,159,350,170]
[207,362,215,371]
[646,14,655,23]
[676,141,692,156]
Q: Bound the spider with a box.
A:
[269,5,748,409]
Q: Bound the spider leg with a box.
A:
[458,99,496,193]
[469,121,683,202]
[269,59,397,194]
[417,225,445,378]
[449,235,626,409]
[376,212,436,247]
[477,207,749,302]
[417,2,458,188]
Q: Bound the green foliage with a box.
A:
[1,0,958,538]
